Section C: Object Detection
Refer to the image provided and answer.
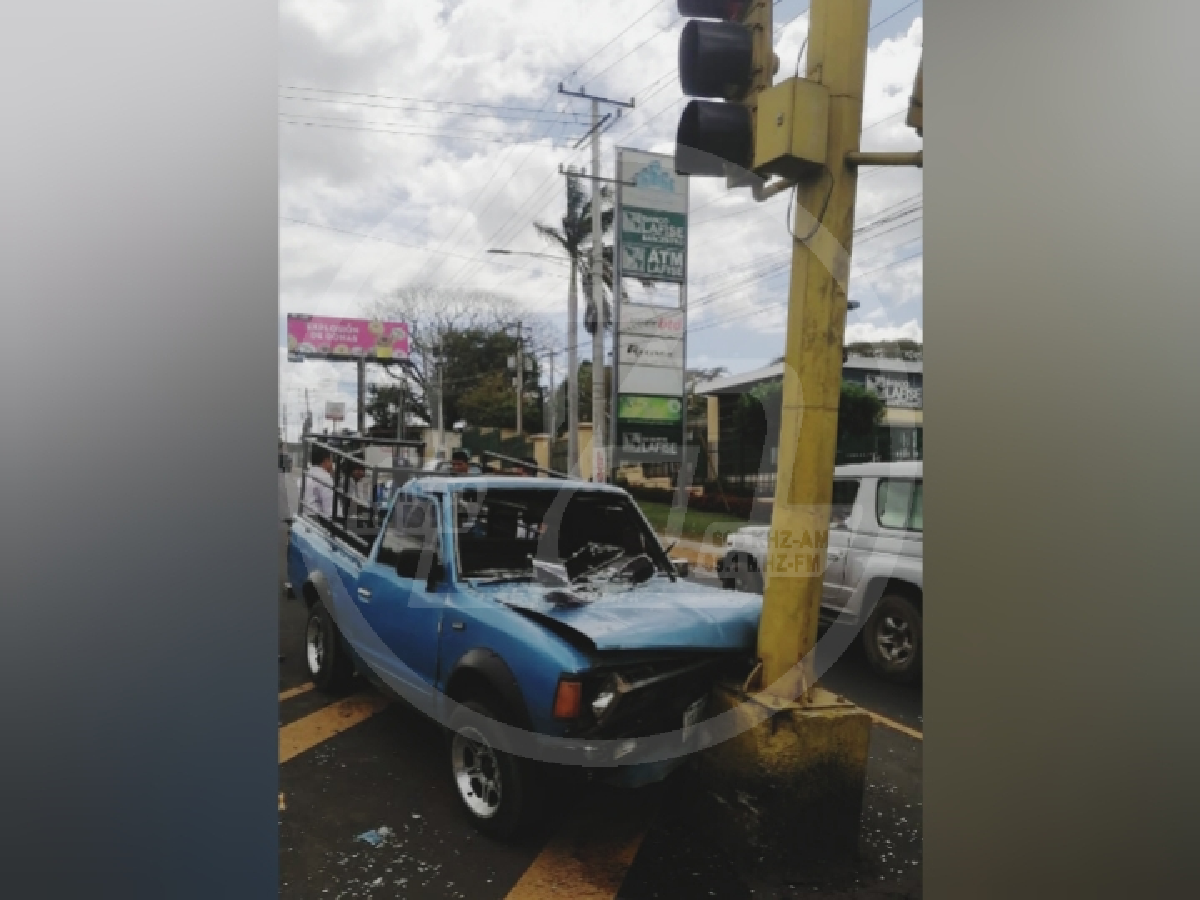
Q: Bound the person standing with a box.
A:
[303,445,335,518]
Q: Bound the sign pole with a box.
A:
[611,147,624,481]
[356,357,366,435]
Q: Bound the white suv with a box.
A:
[718,461,923,682]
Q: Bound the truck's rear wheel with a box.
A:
[447,699,542,839]
[862,593,922,683]
[305,602,355,691]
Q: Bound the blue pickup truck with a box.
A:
[286,452,762,838]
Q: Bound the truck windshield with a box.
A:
[452,487,666,583]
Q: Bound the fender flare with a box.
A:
[301,570,335,610]
[444,648,533,731]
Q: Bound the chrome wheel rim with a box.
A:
[876,613,914,665]
[451,727,502,819]
[305,615,325,675]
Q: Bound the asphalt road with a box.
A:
[277,473,922,899]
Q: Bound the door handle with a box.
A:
[357,587,372,602]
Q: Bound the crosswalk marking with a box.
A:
[504,790,657,900]
[279,682,314,702]
[867,710,923,741]
[279,692,390,764]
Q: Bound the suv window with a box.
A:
[831,479,860,530]
[379,494,440,579]
[876,479,923,533]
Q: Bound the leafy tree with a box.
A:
[457,370,544,432]
[363,286,547,433]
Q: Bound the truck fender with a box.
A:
[301,570,334,611]
[443,648,533,731]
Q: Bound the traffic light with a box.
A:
[674,1,775,178]
[906,57,923,136]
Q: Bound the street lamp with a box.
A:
[487,248,571,265]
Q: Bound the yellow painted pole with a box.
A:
[757,0,872,694]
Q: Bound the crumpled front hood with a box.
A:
[478,578,763,652]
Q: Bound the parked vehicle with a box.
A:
[718,461,923,682]
[286,437,761,837]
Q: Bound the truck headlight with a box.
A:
[591,689,616,718]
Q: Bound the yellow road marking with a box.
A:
[504,791,658,900]
[279,682,314,702]
[866,710,923,741]
[279,692,390,764]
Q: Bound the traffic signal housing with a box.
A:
[674,0,774,178]
[675,1,829,184]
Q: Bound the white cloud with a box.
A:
[280,3,923,428]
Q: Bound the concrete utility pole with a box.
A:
[436,347,445,459]
[547,349,557,440]
[515,320,524,435]
[588,99,605,480]
[356,357,366,435]
[566,253,579,474]
[757,0,873,695]
[559,85,634,481]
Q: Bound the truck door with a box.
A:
[822,478,861,612]
[354,492,446,697]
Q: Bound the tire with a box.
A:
[304,602,356,691]
[447,698,543,840]
[861,593,923,683]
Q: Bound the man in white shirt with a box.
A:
[303,445,335,518]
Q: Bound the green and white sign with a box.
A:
[617,395,683,425]
[614,148,690,467]
[620,208,687,283]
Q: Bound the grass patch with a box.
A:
[636,500,752,546]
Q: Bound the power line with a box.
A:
[278,111,576,141]
[278,93,588,125]
[869,0,921,35]
[279,85,584,117]
[278,117,558,146]
[568,0,670,84]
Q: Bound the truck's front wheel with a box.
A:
[447,699,542,839]
[304,602,355,691]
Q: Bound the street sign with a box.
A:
[325,401,345,422]
[620,209,687,283]
[612,149,690,472]
[615,394,685,462]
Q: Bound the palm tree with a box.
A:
[533,174,615,337]
[533,174,613,473]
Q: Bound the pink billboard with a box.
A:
[286,314,410,361]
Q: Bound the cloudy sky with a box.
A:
[279,0,923,436]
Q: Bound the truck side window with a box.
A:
[379,495,439,579]
[876,479,923,533]
[830,479,860,529]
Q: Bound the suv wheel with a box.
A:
[304,602,355,691]
[862,593,922,683]
[447,699,542,839]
